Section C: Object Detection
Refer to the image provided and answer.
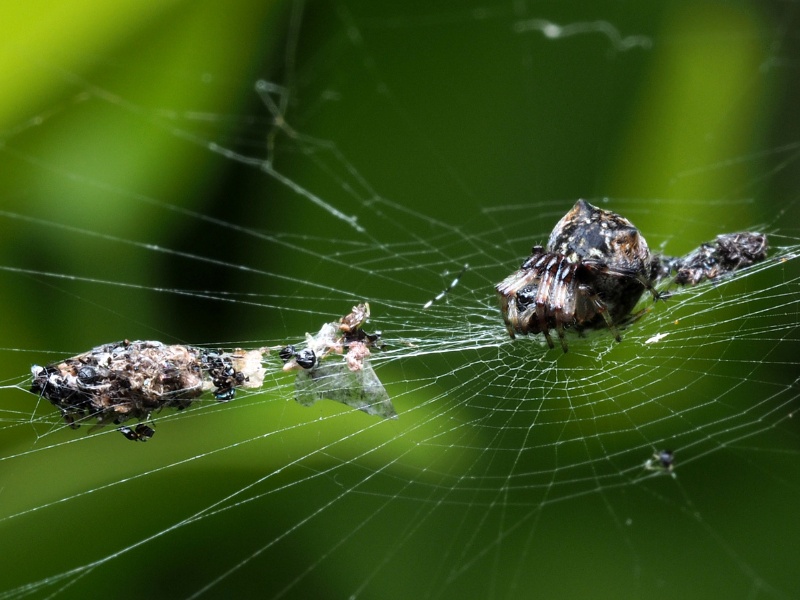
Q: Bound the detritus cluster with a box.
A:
[663,232,768,286]
[30,340,266,440]
[279,303,395,419]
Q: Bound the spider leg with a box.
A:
[595,308,618,339]
[499,295,517,338]
[535,301,555,349]
[542,330,555,349]
[602,312,623,343]
[554,310,569,353]
[580,284,622,343]
[641,275,668,302]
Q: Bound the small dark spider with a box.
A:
[119,423,155,442]
[497,199,660,352]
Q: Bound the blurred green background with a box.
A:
[1,1,799,598]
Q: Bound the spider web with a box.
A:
[1,1,799,598]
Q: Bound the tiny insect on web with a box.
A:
[645,449,676,477]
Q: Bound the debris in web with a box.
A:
[30,340,266,440]
[294,363,396,419]
[655,232,769,286]
[280,303,396,419]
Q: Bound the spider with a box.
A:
[497,200,768,352]
[497,199,660,352]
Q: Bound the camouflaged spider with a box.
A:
[496,199,768,352]
[496,200,661,352]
